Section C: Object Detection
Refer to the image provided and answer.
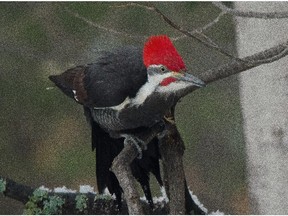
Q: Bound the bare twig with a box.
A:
[146,3,232,59]
[64,7,147,40]
[111,2,154,11]
[194,11,226,33]
[174,11,226,42]
[213,2,288,19]
[114,2,224,39]
[112,3,237,60]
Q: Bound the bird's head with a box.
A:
[143,35,205,93]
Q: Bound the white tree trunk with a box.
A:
[235,2,288,214]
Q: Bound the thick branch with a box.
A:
[111,143,144,215]
[111,122,166,214]
[200,40,288,84]
[213,2,288,19]
[159,111,186,215]
[159,110,206,215]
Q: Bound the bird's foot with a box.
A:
[157,129,169,139]
[164,115,175,124]
[156,119,170,139]
[122,135,146,159]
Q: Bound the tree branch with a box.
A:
[111,122,167,215]
[64,7,147,40]
[69,2,235,60]
[159,110,186,215]
[213,2,288,19]
[113,3,224,37]
[194,11,226,33]
[0,176,169,215]
[200,40,288,84]
[111,142,144,214]
[113,2,236,60]
[172,11,225,42]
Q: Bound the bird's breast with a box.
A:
[91,93,177,132]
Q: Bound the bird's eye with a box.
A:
[160,66,166,72]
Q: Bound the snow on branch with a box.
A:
[213,2,288,19]
[0,176,169,215]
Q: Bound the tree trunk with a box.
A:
[159,117,186,215]
[235,2,288,214]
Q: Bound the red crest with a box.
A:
[143,35,186,72]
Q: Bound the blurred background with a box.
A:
[0,2,248,214]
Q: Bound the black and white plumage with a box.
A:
[49,35,205,211]
[49,47,163,208]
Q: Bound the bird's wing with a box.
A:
[49,65,87,102]
[49,46,147,108]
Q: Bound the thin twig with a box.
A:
[193,11,226,33]
[111,2,154,11]
[114,3,225,41]
[64,7,147,40]
[213,2,288,19]
[150,4,235,59]
[112,3,237,60]
[158,11,226,44]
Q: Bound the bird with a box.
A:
[49,35,205,212]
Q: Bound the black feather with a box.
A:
[49,66,86,100]
[83,46,147,107]
[83,107,162,208]
[50,46,163,208]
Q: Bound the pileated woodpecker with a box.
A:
[49,35,205,211]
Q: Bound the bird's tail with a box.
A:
[48,66,86,101]
[84,107,163,209]
[84,107,123,207]
[185,180,206,214]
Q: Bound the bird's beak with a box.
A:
[173,72,206,87]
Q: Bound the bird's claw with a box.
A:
[123,135,145,159]
[157,129,169,139]
[164,115,175,124]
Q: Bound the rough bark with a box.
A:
[111,143,144,214]
[111,122,165,215]
[158,109,186,215]
[235,2,288,214]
